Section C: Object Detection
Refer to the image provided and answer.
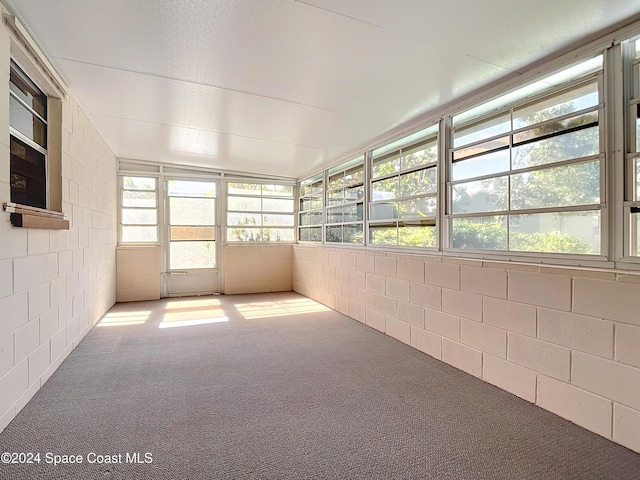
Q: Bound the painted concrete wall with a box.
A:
[224,244,292,294]
[292,245,640,453]
[0,30,117,429]
[116,246,161,302]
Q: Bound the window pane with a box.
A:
[452,149,510,181]
[263,198,294,212]
[10,136,46,209]
[121,208,156,225]
[452,177,508,214]
[170,226,215,241]
[509,211,600,254]
[299,212,310,226]
[310,211,322,225]
[327,189,343,206]
[344,165,364,185]
[512,126,599,169]
[228,212,260,226]
[265,228,295,242]
[170,197,215,225]
[326,206,343,224]
[402,140,437,169]
[345,184,364,201]
[10,96,47,148]
[263,184,293,196]
[371,202,397,221]
[372,177,398,201]
[399,168,437,197]
[453,113,510,148]
[513,82,598,129]
[513,111,598,144]
[451,217,507,250]
[453,136,509,161]
[300,226,322,242]
[122,190,156,207]
[636,158,640,199]
[10,64,46,118]
[343,203,364,222]
[343,224,363,243]
[398,197,437,219]
[228,227,260,242]
[399,226,436,247]
[121,226,157,243]
[632,212,640,256]
[328,174,344,190]
[263,214,294,226]
[228,196,260,211]
[167,180,216,197]
[326,225,343,242]
[510,161,600,210]
[170,241,216,269]
[228,183,260,195]
[123,176,156,190]
[370,225,398,245]
[372,152,400,178]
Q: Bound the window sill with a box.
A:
[3,202,69,230]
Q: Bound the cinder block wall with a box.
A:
[0,36,117,429]
[292,245,640,453]
[116,246,161,301]
[224,244,292,294]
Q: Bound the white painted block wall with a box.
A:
[0,28,117,430]
[292,245,640,454]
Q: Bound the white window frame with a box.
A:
[325,157,365,245]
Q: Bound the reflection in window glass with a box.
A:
[451,217,508,250]
[453,113,510,148]
[452,177,508,214]
[512,126,599,169]
[170,241,216,269]
[121,226,158,243]
[452,149,510,181]
[326,159,365,244]
[398,226,436,248]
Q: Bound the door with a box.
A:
[164,178,220,296]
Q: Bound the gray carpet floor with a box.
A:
[1,291,639,479]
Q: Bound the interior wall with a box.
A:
[116,246,161,302]
[224,244,292,294]
[0,32,117,430]
[293,245,640,453]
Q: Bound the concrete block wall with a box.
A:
[116,246,161,302]
[224,244,292,294]
[293,245,640,453]
[0,29,117,430]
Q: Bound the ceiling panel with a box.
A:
[5,0,640,178]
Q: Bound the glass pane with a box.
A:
[265,228,295,242]
[123,176,156,190]
[170,197,215,226]
[299,212,310,226]
[170,226,215,241]
[343,224,363,244]
[326,206,343,224]
[327,189,343,206]
[372,152,401,179]
[453,113,510,148]
[399,226,436,248]
[510,161,600,210]
[10,65,46,118]
[345,184,364,202]
[344,165,364,185]
[122,190,156,208]
[300,198,321,211]
[228,183,260,195]
[328,173,344,190]
[372,177,399,201]
[513,82,598,129]
[167,180,216,198]
[10,136,46,209]
[263,214,294,226]
[636,158,640,199]
[399,167,437,197]
[10,96,46,148]
[170,241,216,269]
[452,149,510,181]
[121,226,157,243]
[263,198,294,212]
[228,227,260,242]
[228,212,260,226]
[636,103,640,153]
[398,196,437,219]
[371,202,397,221]
[513,111,598,144]
[451,216,507,250]
[632,212,640,256]
[306,226,322,242]
[121,208,156,225]
[370,225,398,245]
[512,126,599,169]
[402,140,437,170]
[343,203,363,222]
[509,211,600,254]
[263,184,293,196]
[228,196,261,211]
[326,225,343,242]
[451,177,508,214]
[453,137,509,161]
[310,211,323,225]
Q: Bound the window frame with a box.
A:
[298,174,324,243]
[118,175,160,245]
[325,156,365,245]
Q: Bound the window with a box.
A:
[120,176,159,243]
[369,125,439,248]
[9,60,47,209]
[450,57,603,255]
[298,175,324,242]
[626,38,640,257]
[226,182,295,242]
[326,158,364,244]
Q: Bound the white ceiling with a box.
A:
[5,0,640,179]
